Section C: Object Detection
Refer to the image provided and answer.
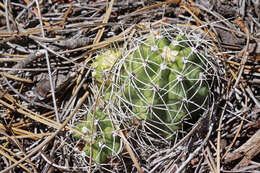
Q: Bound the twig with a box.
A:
[4,0,11,33]
[35,0,45,38]
[203,147,216,173]
[246,86,260,108]
[1,72,33,84]
[8,50,45,75]
[216,102,227,173]
[60,3,72,28]
[44,50,60,122]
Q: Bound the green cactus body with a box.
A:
[122,37,172,123]
[73,109,120,163]
[73,32,210,163]
[123,34,207,133]
[128,34,207,134]
[83,126,120,163]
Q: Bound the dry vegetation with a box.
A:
[0,0,260,172]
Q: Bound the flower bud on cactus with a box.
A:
[92,49,120,86]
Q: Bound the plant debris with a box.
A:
[0,0,259,172]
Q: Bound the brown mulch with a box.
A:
[0,0,259,172]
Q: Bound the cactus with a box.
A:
[115,33,209,135]
[73,31,210,163]
[73,109,120,163]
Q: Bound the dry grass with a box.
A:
[0,0,259,172]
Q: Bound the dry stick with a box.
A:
[44,50,60,122]
[35,0,46,37]
[0,25,60,43]
[60,3,72,28]
[8,50,45,75]
[16,0,34,20]
[206,146,217,172]
[198,4,260,42]
[216,102,227,173]
[1,81,85,136]
[1,67,72,72]
[0,133,53,141]
[225,128,260,169]
[217,57,253,72]
[209,140,217,153]
[161,156,177,173]
[0,57,26,62]
[221,34,252,165]
[34,40,85,68]
[40,151,71,171]
[232,29,250,91]
[6,79,86,136]
[181,4,217,42]
[39,150,97,171]
[0,72,33,83]
[130,1,166,14]
[216,20,249,173]
[54,37,93,49]
[28,35,60,43]
[0,23,128,38]
[202,148,216,173]
[0,124,39,138]
[206,146,217,173]
[179,4,222,65]
[194,4,238,36]
[5,117,39,171]
[0,91,89,173]
[59,68,91,122]
[246,86,260,108]
[4,0,11,33]
[0,98,57,130]
[2,2,16,32]
[60,25,131,54]
[23,0,49,26]
[111,118,144,173]
[224,94,259,169]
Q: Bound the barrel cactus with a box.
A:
[118,33,208,137]
[73,28,211,163]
